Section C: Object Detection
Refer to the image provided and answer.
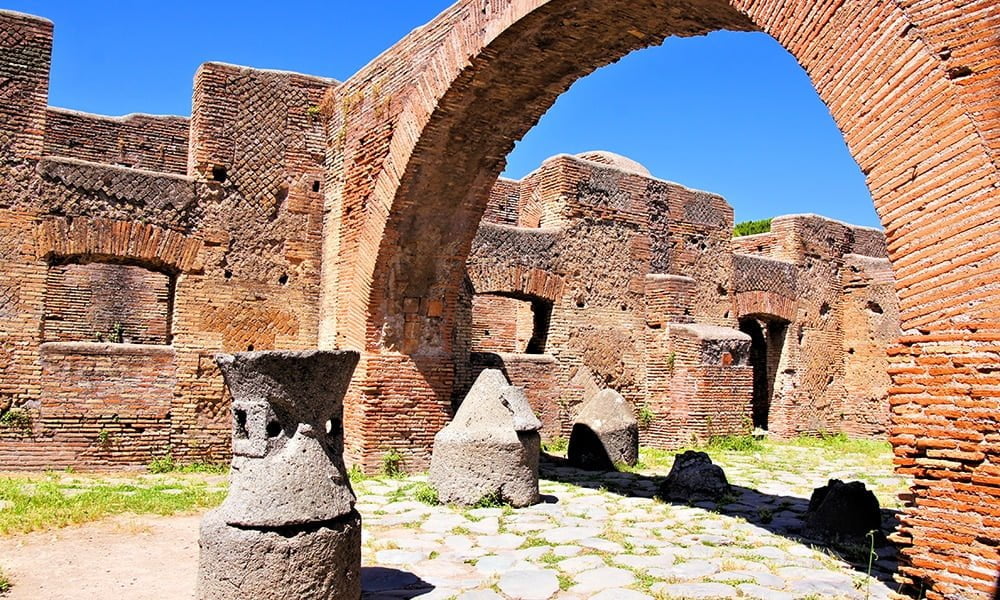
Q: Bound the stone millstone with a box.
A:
[804,479,882,543]
[197,509,362,600]
[198,350,362,600]
[657,451,731,502]
[567,388,638,470]
[213,350,358,527]
[430,369,542,507]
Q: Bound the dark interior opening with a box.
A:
[739,316,788,430]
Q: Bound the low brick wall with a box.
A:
[0,343,176,469]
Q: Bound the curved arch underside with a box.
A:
[325,1,1000,596]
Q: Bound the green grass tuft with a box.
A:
[412,482,439,506]
[706,434,764,453]
[541,437,568,454]
[381,449,405,477]
[786,432,890,456]
[0,409,31,431]
[148,455,227,474]
[472,491,509,509]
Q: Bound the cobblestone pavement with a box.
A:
[356,444,905,600]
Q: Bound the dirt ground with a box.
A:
[0,513,200,599]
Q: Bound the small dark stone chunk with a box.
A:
[657,450,731,502]
[804,478,882,544]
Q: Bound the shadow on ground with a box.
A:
[361,566,434,600]
[540,453,901,589]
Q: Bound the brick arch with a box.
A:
[331,3,1000,594]
[466,265,565,304]
[36,217,204,274]
[734,291,796,324]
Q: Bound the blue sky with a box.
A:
[7,1,880,228]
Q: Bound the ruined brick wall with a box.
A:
[469,294,534,353]
[43,109,189,174]
[0,343,176,469]
[461,153,755,447]
[0,10,336,469]
[172,62,335,461]
[0,11,50,160]
[321,0,997,594]
[462,157,900,450]
[839,254,900,437]
[732,215,897,438]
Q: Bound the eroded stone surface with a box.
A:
[198,350,361,600]
[804,478,882,544]
[212,350,359,527]
[429,370,541,507]
[657,450,731,502]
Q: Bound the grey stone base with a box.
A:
[430,432,540,507]
[197,509,362,600]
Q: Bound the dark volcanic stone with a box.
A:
[657,450,731,502]
[804,479,882,542]
[567,388,639,471]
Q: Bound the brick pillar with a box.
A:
[0,10,52,160]
[343,351,454,473]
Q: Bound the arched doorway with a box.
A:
[325,2,1000,596]
[738,315,789,431]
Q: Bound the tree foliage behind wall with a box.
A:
[733,218,773,237]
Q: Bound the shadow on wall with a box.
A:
[540,455,901,590]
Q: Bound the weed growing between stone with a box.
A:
[412,482,439,506]
[0,567,10,594]
[0,474,225,535]
[540,437,568,455]
[381,449,405,477]
[147,455,227,475]
[0,410,31,432]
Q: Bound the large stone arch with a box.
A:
[324,2,1000,595]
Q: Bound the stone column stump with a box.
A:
[197,350,362,600]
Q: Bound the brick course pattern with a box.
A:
[460,154,898,447]
[0,1,997,596]
[317,3,999,595]
[0,11,336,469]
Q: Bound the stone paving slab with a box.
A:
[357,445,902,599]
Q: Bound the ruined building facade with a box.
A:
[459,151,900,446]
[2,1,998,594]
[0,12,334,468]
[0,12,900,470]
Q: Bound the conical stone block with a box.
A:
[430,369,542,507]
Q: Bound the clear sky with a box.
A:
[6,1,880,228]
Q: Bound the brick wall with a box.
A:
[1,2,996,594]
[460,156,897,452]
[0,10,336,469]
[43,262,173,345]
[0,343,175,469]
[44,108,189,174]
[0,11,51,160]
